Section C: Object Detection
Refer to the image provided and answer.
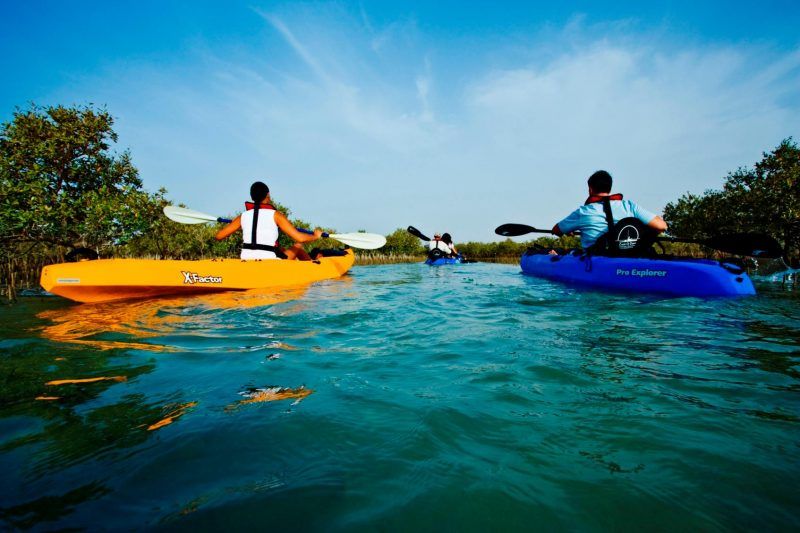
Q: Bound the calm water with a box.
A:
[1,262,798,531]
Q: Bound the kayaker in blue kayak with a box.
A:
[429,233,455,257]
[215,181,323,260]
[442,233,459,257]
[552,170,668,253]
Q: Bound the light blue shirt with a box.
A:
[557,199,658,249]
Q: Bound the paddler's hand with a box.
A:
[313,228,324,240]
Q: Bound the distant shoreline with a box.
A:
[354,255,520,265]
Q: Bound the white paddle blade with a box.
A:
[330,232,386,250]
[163,205,219,224]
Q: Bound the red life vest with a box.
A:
[245,202,278,211]
[585,193,623,205]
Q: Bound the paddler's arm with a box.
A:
[548,224,563,255]
[274,211,323,243]
[215,216,242,240]
[648,216,668,233]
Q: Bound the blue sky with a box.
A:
[2,1,799,241]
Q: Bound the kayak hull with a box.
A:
[520,252,755,297]
[41,250,355,303]
[425,256,462,266]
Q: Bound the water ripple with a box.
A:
[0,262,798,529]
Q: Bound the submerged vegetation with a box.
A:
[1,104,797,300]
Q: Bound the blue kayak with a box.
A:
[425,256,462,266]
[520,252,755,297]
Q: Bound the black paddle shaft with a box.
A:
[407,226,431,241]
[659,233,784,258]
[494,223,581,237]
[494,223,551,236]
[496,223,782,257]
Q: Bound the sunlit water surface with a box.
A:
[1,262,798,530]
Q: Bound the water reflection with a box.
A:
[146,401,198,431]
[36,286,309,351]
[1,284,319,527]
[0,482,111,529]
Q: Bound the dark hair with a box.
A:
[250,181,270,203]
[442,233,452,244]
[587,170,612,193]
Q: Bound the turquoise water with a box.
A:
[1,262,799,530]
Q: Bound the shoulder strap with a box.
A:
[601,197,616,252]
[251,204,260,247]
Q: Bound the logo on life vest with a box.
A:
[181,271,223,284]
[615,224,640,250]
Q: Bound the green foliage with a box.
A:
[379,228,426,256]
[0,104,150,251]
[664,138,798,261]
[458,235,581,259]
[118,189,237,259]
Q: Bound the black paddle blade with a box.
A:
[708,233,784,258]
[494,223,546,237]
[407,226,431,241]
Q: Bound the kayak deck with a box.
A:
[520,252,755,297]
[40,250,355,303]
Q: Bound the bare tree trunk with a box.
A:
[7,259,17,302]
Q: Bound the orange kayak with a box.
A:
[40,250,355,303]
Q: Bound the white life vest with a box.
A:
[429,239,451,252]
[240,208,280,259]
[428,239,453,254]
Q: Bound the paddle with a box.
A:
[407,226,431,241]
[164,205,232,224]
[659,233,784,258]
[493,223,783,258]
[163,205,387,250]
[495,223,557,237]
[292,228,386,250]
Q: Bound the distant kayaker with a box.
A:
[441,233,459,257]
[552,170,668,251]
[215,181,323,260]
[429,233,453,256]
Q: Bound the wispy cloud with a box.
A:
[256,10,334,86]
[54,8,800,240]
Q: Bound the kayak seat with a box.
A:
[427,248,450,261]
[65,247,99,262]
[587,217,659,258]
[310,248,349,259]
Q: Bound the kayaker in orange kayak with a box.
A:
[215,181,323,260]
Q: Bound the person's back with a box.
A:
[552,170,667,250]
[441,233,458,256]
[215,180,323,260]
[240,205,280,259]
[429,234,451,254]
